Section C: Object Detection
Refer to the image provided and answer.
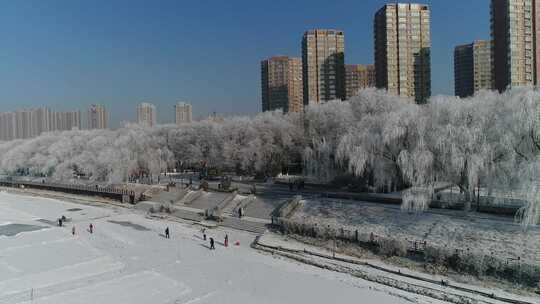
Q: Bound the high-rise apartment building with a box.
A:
[15,110,32,139]
[207,112,224,123]
[0,112,16,141]
[302,29,345,105]
[491,0,540,91]
[175,102,193,124]
[345,64,376,99]
[454,40,493,98]
[261,56,303,113]
[0,108,81,141]
[137,103,157,127]
[31,108,51,138]
[11,108,52,139]
[374,3,431,103]
[87,104,108,130]
[50,110,81,131]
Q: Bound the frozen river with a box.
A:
[0,191,446,304]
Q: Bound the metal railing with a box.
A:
[0,179,136,203]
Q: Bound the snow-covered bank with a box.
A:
[255,233,539,304]
[0,192,448,304]
[292,198,540,264]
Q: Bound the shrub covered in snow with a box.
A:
[378,239,408,257]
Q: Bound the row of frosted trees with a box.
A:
[0,88,538,224]
[0,111,304,184]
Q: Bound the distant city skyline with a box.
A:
[0,108,81,141]
[0,0,491,126]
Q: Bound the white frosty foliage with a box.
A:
[514,156,540,226]
[0,88,539,225]
[336,88,539,223]
[401,187,432,213]
[303,100,354,183]
[0,111,303,184]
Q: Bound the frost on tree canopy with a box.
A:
[0,88,538,226]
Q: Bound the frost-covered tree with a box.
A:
[0,88,538,225]
[304,100,354,182]
[335,88,539,220]
[336,90,424,191]
[0,126,174,184]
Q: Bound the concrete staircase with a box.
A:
[171,208,203,222]
[220,216,268,234]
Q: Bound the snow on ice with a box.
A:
[0,191,444,304]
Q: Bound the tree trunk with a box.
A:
[463,190,471,212]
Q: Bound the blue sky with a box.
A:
[0,0,489,126]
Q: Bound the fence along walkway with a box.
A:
[0,180,136,203]
[271,216,537,291]
[252,236,534,304]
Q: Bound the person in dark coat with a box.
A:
[210,237,215,250]
[165,227,170,239]
[89,223,93,234]
[58,218,62,227]
[224,234,228,247]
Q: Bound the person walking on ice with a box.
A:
[72,225,76,236]
[165,227,170,239]
[209,237,215,250]
[224,234,228,247]
[89,223,93,234]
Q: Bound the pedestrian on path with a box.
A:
[202,228,207,241]
[89,223,93,234]
[238,207,243,219]
[165,227,170,239]
[210,237,215,250]
[72,226,76,236]
[224,234,228,247]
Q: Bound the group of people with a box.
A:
[62,215,232,253]
[58,215,67,227]
[64,222,94,236]
[58,215,94,236]
[198,228,230,250]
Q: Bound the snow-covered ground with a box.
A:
[292,198,540,265]
[0,191,447,304]
[257,233,540,304]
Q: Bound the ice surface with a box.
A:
[0,191,438,304]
